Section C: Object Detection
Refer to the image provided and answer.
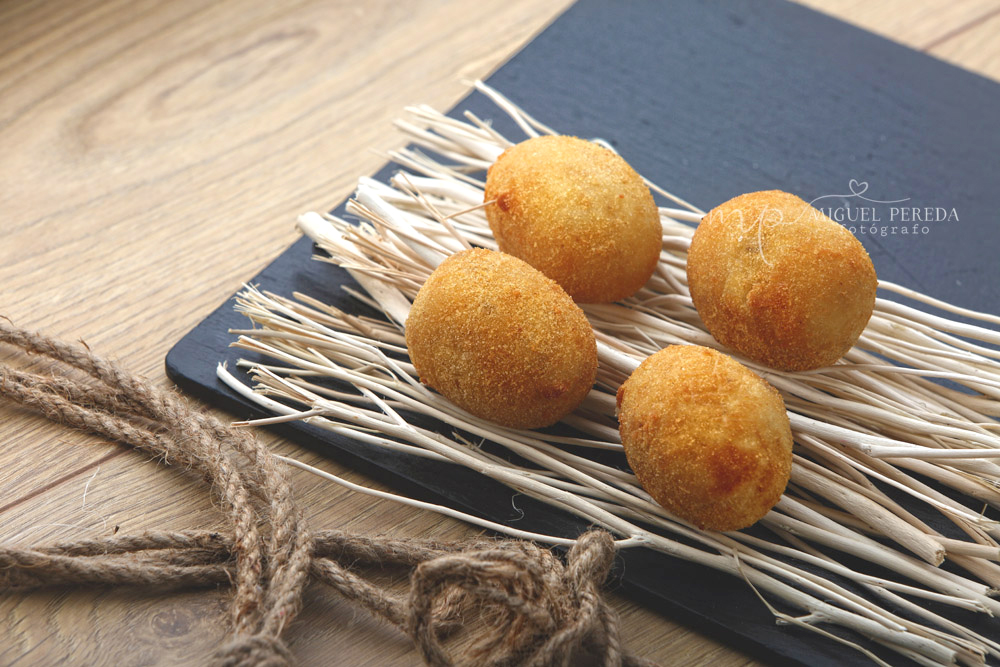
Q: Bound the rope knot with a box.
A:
[565,529,616,588]
[407,529,622,666]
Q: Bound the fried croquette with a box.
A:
[484,135,661,304]
[616,345,793,531]
[687,190,877,371]
[405,248,597,429]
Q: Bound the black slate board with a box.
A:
[166,1,1000,664]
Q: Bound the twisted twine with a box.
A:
[0,322,655,666]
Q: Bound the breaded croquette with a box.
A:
[687,190,877,371]
[405,248,597,429]
[484,135,661,303]
[616,345,793,531]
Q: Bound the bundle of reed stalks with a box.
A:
[222,82,1000,666]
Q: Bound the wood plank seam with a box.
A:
[0,449,124,516]
[921,5,1000,50]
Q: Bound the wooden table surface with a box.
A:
[2,1,998,665]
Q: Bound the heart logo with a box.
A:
[848,179,869,196]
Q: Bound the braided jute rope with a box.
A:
[0,322,656,666]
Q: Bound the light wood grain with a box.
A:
[1,1,997,665]
[793,0,1000,53]
[930,11,1000,79]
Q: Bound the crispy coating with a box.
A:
[484,135,661,303]
[687,190,877,371]
[616,345,792,532]
[405,249,597,429]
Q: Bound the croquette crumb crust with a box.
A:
[687,190,877,371]
[405,249,597,430]
[484,135,662,304]
[616,345,793,531]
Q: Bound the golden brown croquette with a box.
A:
[484,135,661,304]
[687,190,877,371]
[405,248,597,429]
[616,345,793,531]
